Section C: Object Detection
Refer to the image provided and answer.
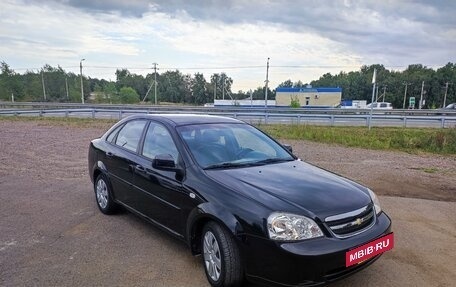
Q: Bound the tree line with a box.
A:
[307,63,455,109]
[0,61,455,108]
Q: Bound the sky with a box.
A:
[1,0,455,91]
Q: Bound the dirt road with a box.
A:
[0,119,455,286]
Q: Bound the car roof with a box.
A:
[121,114,243,126]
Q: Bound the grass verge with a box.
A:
[257,124,456,155]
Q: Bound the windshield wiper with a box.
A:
[204,158,294,170]
[204,162,251,170]
[251,157,294,166]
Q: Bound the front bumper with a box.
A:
[241,212,392,286]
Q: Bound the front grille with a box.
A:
[324,204,375,238]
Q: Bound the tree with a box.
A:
[0,61,454,107]
[210,73,233,100]
[22,70,42,101]
[40,65,69,101]
[119,87,139,104]
[435,63,456,107]
[103,82,118,104]
[191,73,209,105]
[158,70,191,103]
[0,62,22,101]
[250,86,274,100]
[116,68,148,99]
[277,79,293,88]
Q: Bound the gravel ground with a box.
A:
[288,139,456,202]
[0,119,455,287]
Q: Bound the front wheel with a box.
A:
[94,174,118,214]
[202,222,243,287]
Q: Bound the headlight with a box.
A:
[267,212,323,241]
[367,188,382,215]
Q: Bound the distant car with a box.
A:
[88,114,393,287]
[366,102,393,109]
[437,103,456,115]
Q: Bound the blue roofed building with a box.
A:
[275,87,342,107]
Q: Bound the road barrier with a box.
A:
[1,105,455,128]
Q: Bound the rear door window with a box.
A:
[115,120,147,152]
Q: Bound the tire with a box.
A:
[202,222,243,287]
[94,174,118,215]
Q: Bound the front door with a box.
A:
[131,121,186,236]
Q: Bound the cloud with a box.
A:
[33,0,455,67]
[148,1,455,65]
[1,0,455,90]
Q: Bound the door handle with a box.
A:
[134,165,146,172]
[106,152,114,157]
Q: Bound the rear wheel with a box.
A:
[202,222,243,287]
[94,174,118,214]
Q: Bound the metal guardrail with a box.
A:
[1,101,456,117]
[1,107,455,128]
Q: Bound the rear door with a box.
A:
[103,119,147,206]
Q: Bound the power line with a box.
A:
[11,64,418,72]
[152,63,158,105]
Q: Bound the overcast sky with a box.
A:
[1,0,455,91]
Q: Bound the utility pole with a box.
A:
[65,77,69,101]
[382,85,387,102]
[369,68,377,130]
[250,89,253,107]
[152,63,158,105]
[402,82,411,109]
[419,81,424,109]
[375,85,379,102]
[443,82,452,108]
[80,59,85,104]
[222,74,225,100]
[264,57,270,108]
[214,79,216,101]
[41,70,46,101]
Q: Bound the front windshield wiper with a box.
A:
[204,162,253,170]
[204,158,294,170]
[251,157,294,166]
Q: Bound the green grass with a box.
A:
[256,124,456,155]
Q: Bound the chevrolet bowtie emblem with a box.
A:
[355,218,363,226]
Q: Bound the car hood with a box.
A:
[205,160,371,220]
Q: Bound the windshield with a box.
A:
[177,123,294,169]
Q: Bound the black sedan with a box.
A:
[88,114,393,287]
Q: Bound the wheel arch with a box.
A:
[187,203,244,255]
[92,161,115,198]
[92,161,108,183]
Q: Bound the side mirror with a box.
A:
[153,154,180,171]
[282,144,293,153]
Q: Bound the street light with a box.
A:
[402,82,411,109]
[80,59,85,104]
[264,57,270,108]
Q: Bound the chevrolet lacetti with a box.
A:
[88,114,393,287]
